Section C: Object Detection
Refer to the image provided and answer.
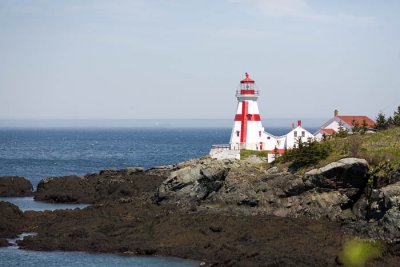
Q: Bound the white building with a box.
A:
[210,73,314,162]
[314,110,376,141]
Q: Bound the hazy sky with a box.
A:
[0,0,399,121]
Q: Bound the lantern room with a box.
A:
[237,72,258,96]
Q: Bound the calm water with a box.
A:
[0,128,232,187]
[0,197,88,211]
[0,127,298,187]
[0,246,199,267]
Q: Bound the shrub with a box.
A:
[278,139,331,171]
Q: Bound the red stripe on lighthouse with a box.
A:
[240,101,248,143]
[235,114,261,121]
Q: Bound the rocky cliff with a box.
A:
[156,157,400,242]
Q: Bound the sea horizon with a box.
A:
[0,118,327,129]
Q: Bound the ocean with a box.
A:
[0,127,311,267]
[0,127,301,187]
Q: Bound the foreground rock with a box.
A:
[0,176,33,197]
[35,169,166,204]
[351,169,400,242]
[3,158,400,265]
[19,201,344,266]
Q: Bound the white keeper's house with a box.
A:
[210,73,314,162]
[314,110,376,141]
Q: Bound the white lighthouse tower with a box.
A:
[229,73,265,151]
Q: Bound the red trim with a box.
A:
[234,114,261,121]
[269,148,286,154]
[240,72,255,83]
[240,101,248,143]
[240,89,255,94]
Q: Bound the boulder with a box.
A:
[157,159,234,202]
[0,238,9,247]
[0,176,33,197]
[304,158,369,199]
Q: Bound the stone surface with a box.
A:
[158,157,370,220]
[157,158,236,202]
[35,170,165,204]
[3,158,400,265]
[0,176,33,197]
[0,201,26,238]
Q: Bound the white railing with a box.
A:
[211,144,231,150]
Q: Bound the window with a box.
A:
[294,131,297,137]
[267,136,270,140]
[302,131,305,137]
[259,131,262,137]
[236,131,240,137]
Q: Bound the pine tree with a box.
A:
[360,119,368,134]
[387,116,394,128]
[352,119,360,133]
[393,105,400,127]
[375,112,387,130]
[337,120,348,137]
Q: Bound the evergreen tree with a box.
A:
[393,105,400,127]
[387,116,394,128]
[375,112,387,130]
[360,119,368,134]
[352,119,360,133]
[337,120,348,137]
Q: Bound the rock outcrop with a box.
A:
[35,169,166,204]
[157,157,370,220]
[352,170,400,242]
[157,158,237,202]
[0,201,26,238]
[0,176,33,197]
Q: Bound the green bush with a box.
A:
[278,139,331,171]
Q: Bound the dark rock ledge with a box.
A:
[0,176,33,197]
[1,158,400,266]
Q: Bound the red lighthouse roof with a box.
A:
[240,72,255,84]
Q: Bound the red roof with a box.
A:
[337,116,375,127]
[321,128,336,135]
[240,72,255,84]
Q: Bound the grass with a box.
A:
[323,127,400,167]
[239,127,400,174]
[240,149,269,160]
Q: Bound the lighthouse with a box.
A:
[229,73,265,150]
[210,72,315,162]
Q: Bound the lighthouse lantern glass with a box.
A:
[241,83,254,90]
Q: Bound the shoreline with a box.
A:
[1,155,400,266]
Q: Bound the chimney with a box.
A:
[334,109,339,117]
[291,122,295,129]
[297,120,301,127]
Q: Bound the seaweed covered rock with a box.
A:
[0,176,33,197]
[0,201,26,238]
[35,169,165,204]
